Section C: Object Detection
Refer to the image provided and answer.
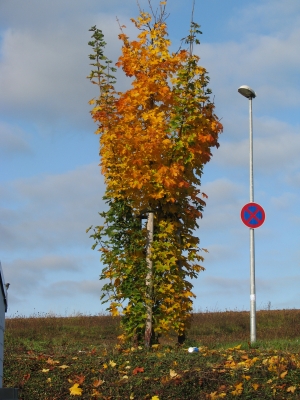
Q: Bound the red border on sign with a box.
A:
[241,202,265,228]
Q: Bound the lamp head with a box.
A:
[238,85,256,99]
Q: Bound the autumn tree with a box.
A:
[87,1,222,347]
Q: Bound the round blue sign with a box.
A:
[241,202,265,228]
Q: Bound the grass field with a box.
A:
[3,309,300,399]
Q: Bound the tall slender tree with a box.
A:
[87,1,223,347]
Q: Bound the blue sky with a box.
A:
[0,0,300,319]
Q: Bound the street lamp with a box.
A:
[238,85,257,343]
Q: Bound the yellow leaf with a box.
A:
[111,305,119,316]
[169,369,178,378]
[69,383,83,396]
[151,396,160,400]
[252,383,259,390]
[130,393,135,400]
[41,369,50,373]
[46,378,51,383]
[242,375,251,381]
[152,344,159,349]
[46,358,59,365]
[287,386,296,393]
[109,360,117,368]
[58,365,69,369]
[231,382,243,396]
[103,363,108,369]
[209,392,226,400]
[280,370,288,379]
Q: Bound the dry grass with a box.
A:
[5,308,300,351]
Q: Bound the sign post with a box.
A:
[240,202,265,344]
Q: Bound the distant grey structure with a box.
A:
[0,263,18,399]
[0,388,18,400]
[0,263,7,388]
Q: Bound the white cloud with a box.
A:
[0,163,106,252]
[4,255,81,296]
[228,0,300,37]
[211,117,300,176]
[0,6,137,131]
[202,178,245,206]
[199,21,300,113]
[0,122,32,156]
[270,192,297,210]
[199,179,246,233]
[42,279,103,299]
[202,244,237,264]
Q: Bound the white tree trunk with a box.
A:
[145,212,154,347]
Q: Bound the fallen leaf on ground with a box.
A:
[46,358,59,365]
[280,371,288,379]
[287,386,296,393]
[231,382,243,396]
[133,367,144,375]
[69,383,83,396]
[58,365,69,369]
[170,369,179,378]
[93,379,104,387]
[74,374,85,384]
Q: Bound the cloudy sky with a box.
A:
[0,0,299,319]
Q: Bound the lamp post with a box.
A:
[238,85,257,343]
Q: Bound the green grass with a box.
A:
[4,309,300,399]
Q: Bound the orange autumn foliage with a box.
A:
[88,1,222,343]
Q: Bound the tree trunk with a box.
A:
[145,212,154,348]
[176,226,186,344]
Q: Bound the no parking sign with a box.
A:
[241,202,265,228]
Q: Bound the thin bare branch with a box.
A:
[190,0,196,55]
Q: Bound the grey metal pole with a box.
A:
[249,97,256,343]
